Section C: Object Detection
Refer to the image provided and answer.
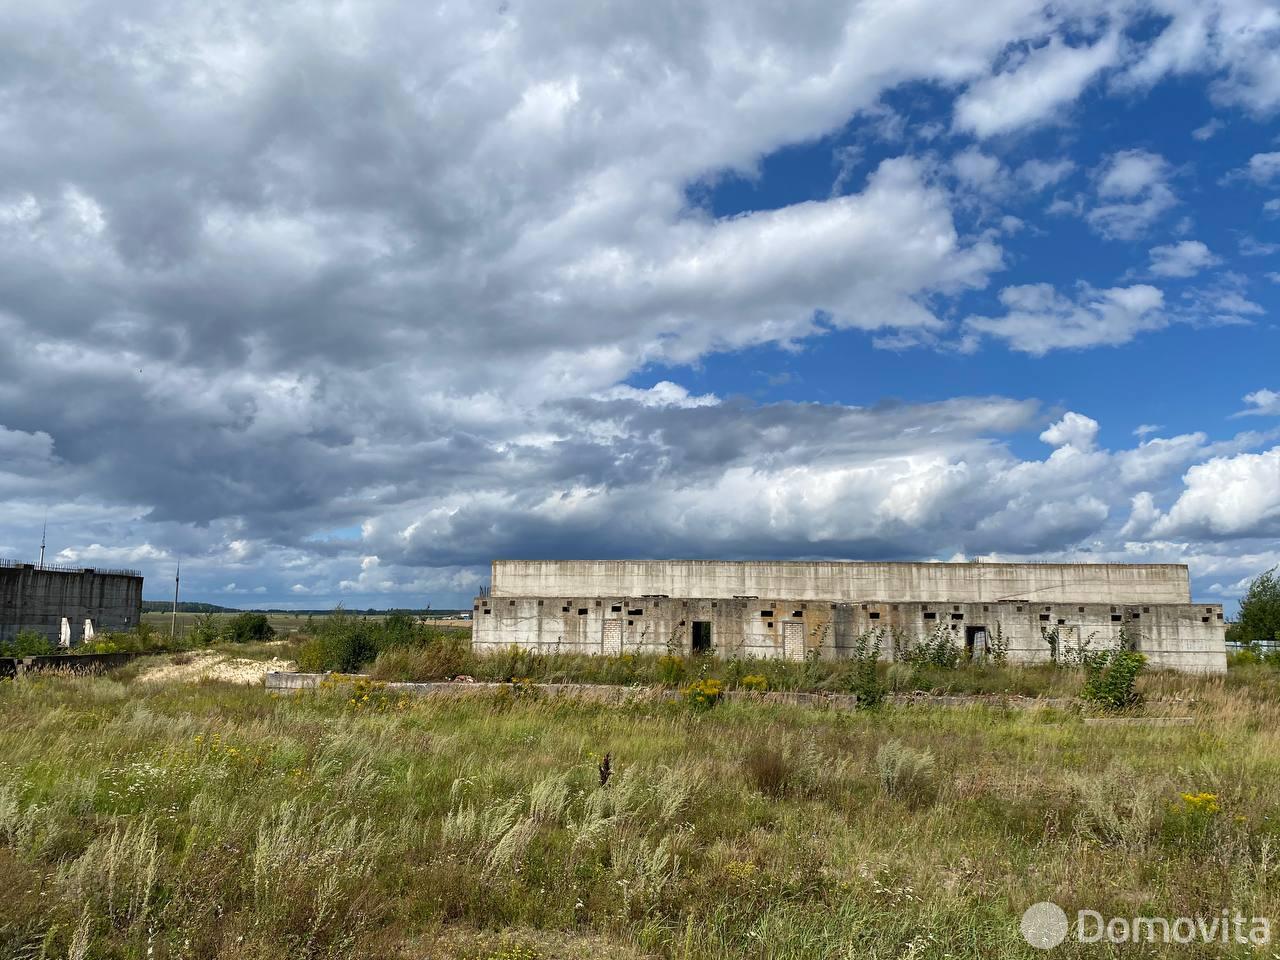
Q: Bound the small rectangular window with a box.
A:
[1017,606,1024,612]
[628,608,643,616]
[537,600,543,606]
[982,605,989,612]
[1039,614,1050,622]
[792,610,803,618]
[483,609,491,615]
[951,613,964,620]
[611,605,622,612]
[760,610,772,618]
[562,605,570,612]
[923,611,937,620]
[1057,619,1065,625]
[1143,607,1150,613]
[953,605,960,612]
[1111,615,1122,622]
[627,619,634,626]
[1202,616,1210,623]
[577,608,588,616]
[1077,606,1085,613]
[869,612,880,620]
[509,600,515,606]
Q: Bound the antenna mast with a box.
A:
[38,516,46,569]
[171,562,180,638]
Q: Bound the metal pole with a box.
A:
[171,563,180,638]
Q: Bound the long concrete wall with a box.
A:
[490,560,1193,605]
[0,564,144,645]
[473,594,1228,673]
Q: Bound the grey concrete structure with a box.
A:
[474,560,1227,674]
[0,561,143,646]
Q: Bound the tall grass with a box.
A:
[1,668,1279,957]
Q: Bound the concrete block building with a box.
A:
[0,560,144,646]
[473,560,1227,673]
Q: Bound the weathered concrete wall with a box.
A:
[0,564,143,645]
[490,560,1192,605]
[473,594,1228,674]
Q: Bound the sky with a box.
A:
[0,0,1278,611]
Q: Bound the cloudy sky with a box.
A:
[2,0,1278,610]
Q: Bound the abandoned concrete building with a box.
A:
[472,560,1228,674]
[0,561,144,647]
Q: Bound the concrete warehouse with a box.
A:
[472,560,1228,673]
[0,560,144,647]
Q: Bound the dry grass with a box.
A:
[0,666,1279,958]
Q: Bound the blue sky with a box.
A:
[0,0,1277,610]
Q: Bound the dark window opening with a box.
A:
[483,609,491,615]
[1111,615,1122,622]
[1217,613,1224,620]
[1131,613,1140,620]
[577,608,588,616]
[611,605,622,612]
[537,600,544,606]
[595,600,602,607]
[950,613,964,621]
[508,600,515,606]
[627,619,634,626]
[869,612,881,620]
[1202,617,1210,623]
[1039,614,1050,622]
[562,605,570,612]
[678,620,686,626]
[792,610,803,618]
[953,605,960,612]
[1017,606,1024,612]
[982,605,989,612]
[628,608,643,617]
[1143,607,1150,613]
[766,621,774,628]
[473,605,479,611]
[923,612,937,620]
[760,610,772,618]
[692,621,712,653]
[711,602,717,609]
[1077,606,1085,613]
[1057,619,1065,626]
[892,605,899,611]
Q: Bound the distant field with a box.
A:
[141,610,472,637]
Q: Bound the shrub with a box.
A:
[846,628,884,708]
[739,673,768,692]
[225,613,275,644]
[684,677,723,710]
[0,630,56,657]
[902,625,960,670]
[369,638,473,681]
[1081,649,1147,711]
[876,740,938,808]
[189,612,221,646]
[986,622,1008,666]
[657,654,686,685]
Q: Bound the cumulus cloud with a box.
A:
[963,283,1165,354]
[1152,449,1280,539]
[1148,240,1219,277]
[0,0,1275,606]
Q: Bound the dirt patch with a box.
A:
[138,652,295,685]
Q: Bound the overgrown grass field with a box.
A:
[2,664,1279,959]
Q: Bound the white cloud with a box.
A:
[964,283,1165,354]
[1192,119,1223,140]
[1040,412,1099,450]
[1235,389,1280,417]
[1152,448,1280,539]
[1148,240,1219,277]
[1087,150,1176,239]
[954,32,1121,138]
[1017,158,1076,191]
[1244,152,1280,183]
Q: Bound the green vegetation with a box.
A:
[1,665,1278,958]
[1230,566,1280,647]
[0,630,56,658]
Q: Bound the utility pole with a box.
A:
[38,517,46,569]
[171,562,180,638]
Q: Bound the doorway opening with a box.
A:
[691,621,712,654]
[965,625,987,661]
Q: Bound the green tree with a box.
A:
[1237,567,1280,646]
[225,612,275,644]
